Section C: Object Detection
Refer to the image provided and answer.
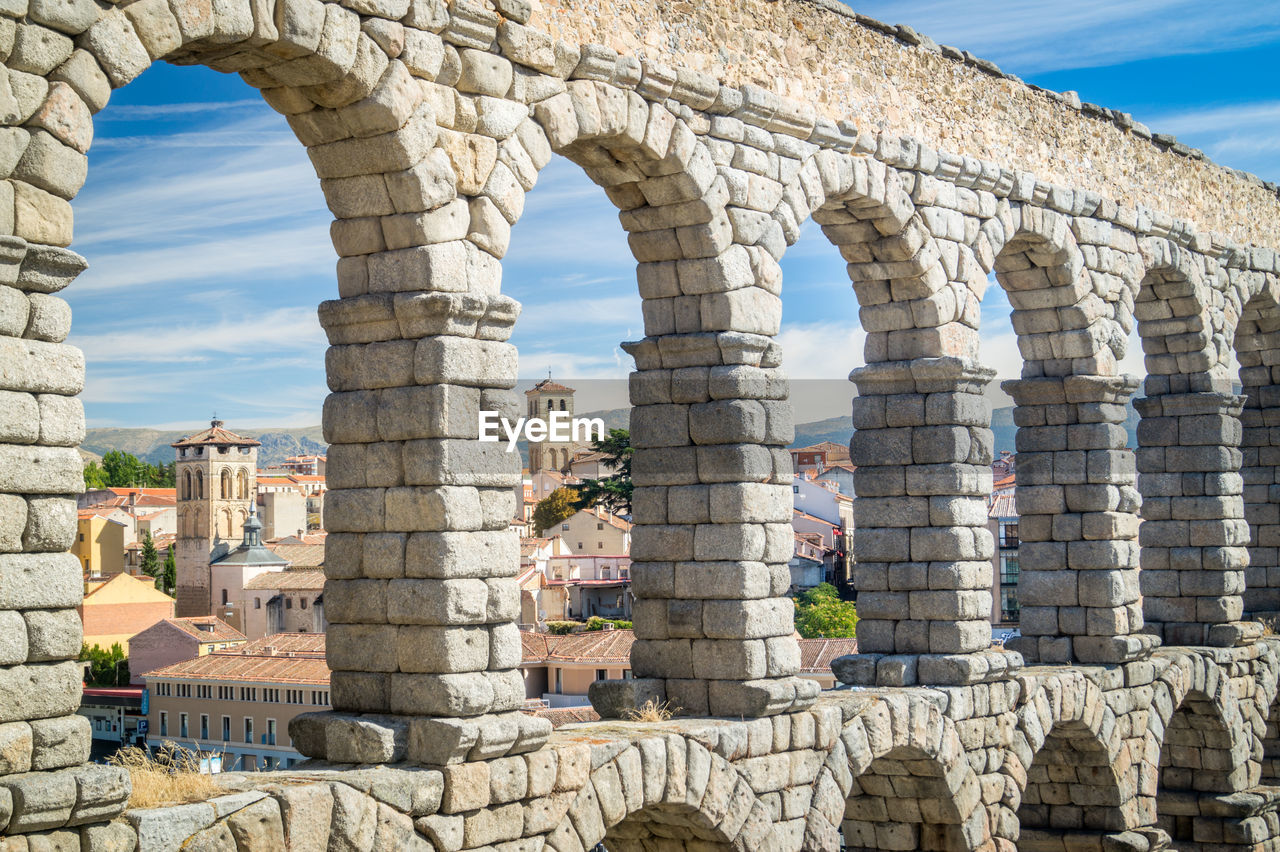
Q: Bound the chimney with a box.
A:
[262,646,277,656]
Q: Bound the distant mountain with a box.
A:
[82,426,327,469]
[82,396,1144,474]
[792,401,1142,458]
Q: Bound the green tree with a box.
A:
[532,487,580,536]
[793,583,857,639]
[139,531,159,580]
[101,450,143,487]
[571,429,633,514]
[79,642,129,687]
[83,461,108,489]
[158,546,177,596]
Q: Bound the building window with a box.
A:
[199,715,208,741]
[285,598,292,610]
[221,589,228,606]
[244,718,254,745]
[596,669,606,681]
[300,599,307,610]
[159,711,168,737]
[255,598,261,609]
[1001,556,1020,587]
[597,542,603,549]
[1002,521,1019,548]
[554,669,562,694]
[266,719,277,746]
[78,533,84,542]
[561,524,569,531]
[596,522,603,530]
[221,716,230,741]
[179,713,188,739]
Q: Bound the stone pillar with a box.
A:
[295,248,552,766]
[1137,386,1260,646]
[840,356,1018,686]
[0,238,130,832]
[1003,374,1157,664]
[591,332,818,718]
[1241,377,1280,616]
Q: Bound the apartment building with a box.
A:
[142,634,329,771]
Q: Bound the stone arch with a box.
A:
[221,467,232,500]
[782,148,999,662]
[219,507,234,540]
[182,469,192,500]
[237,468,249,500]
[987,203,1147,665]
[1134,237,1251,645]
[1150,651,1257,841]
[1234,273,1280,615]
[1011,675,1132,841]
[838,698,990,851]
[196,469,205,500]
[544,738,772,852]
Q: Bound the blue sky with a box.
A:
[65,2,1280,429]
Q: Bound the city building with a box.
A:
[241,571,326,639]
[788,441,851,474]
[555,506,631,555]
[128,616,247,686]
[79,572,176,655]
[520,627,634,708]
[524,377,589,474]
[519,629,854,709]
[280,454,326,477]
[79,686,146,755]
[989,473,1020,629]
[123,533,176,575]
[72,509,128,576]
[208,507,291,636]
[173,420,261,617]
[141,634,329,771]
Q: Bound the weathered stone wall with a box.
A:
[533,0,1280,250]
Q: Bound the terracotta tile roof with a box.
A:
[78,508,126,521]
[993,473,1016,490]
[989,493,1018,519]
[143,649,330,685]
[820,462,857,473]
[237,634,327,656]
[171,420,260,448]
[796,637,857,673]
[244,570,325,591]
[163,617,246,643]
[526,378,575,394]
[267,532,328,546]
[521,537,550,557]
[527,706,600,728]
[520,629,634,664]
[108,488,177,501]
[589,508,631,532]
[264,543,326,568]
[792,441,851,460]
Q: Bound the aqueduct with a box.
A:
[3,0,1280,849]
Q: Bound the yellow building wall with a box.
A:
[72,516,125,577]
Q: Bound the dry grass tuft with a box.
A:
[108,743,225,809]
[625,698,677,723]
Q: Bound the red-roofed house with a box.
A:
[128,616,247,686]
[142,633,329,770]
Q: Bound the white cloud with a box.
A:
[69,306,324,364]
[851,0,1280,74]
[95,100,268,119]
